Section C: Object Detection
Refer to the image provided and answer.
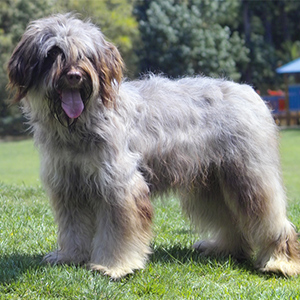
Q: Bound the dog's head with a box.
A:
[7,13,123,125]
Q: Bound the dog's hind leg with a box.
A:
[89,173,153,279]
[183,159,300,277]
[250,174,300,276]
[181,178,252,261]
[220,159,300,276]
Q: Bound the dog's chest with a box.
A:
[39,133,106,191]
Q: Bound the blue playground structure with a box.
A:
[264,85,300,114]
[263,58,300,125]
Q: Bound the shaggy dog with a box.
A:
[7,13,300,279]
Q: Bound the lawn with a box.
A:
[0,129,300,299]
[0,139,40,186]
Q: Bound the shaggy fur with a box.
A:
[7,13,300,279]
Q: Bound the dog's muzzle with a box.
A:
[60,69,84,119]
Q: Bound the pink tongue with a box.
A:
[61,89,84,119]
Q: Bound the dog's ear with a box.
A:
[7,34,40,103]
[94,40,124,108]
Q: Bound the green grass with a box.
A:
[1,129,300,299]
[0,139,40,186]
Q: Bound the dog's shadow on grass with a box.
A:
[0,247,282,284]
[149,243,264,276]
[150,243,201,264]
[0,253,44,285]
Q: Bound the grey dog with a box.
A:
[7,13,300,278]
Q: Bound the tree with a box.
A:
[135,0,249,80]
[0,0,55,135]
[240,0,300,91]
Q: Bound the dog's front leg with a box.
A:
[43,193,95,265]
[89,174,153,279]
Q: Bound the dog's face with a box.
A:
[7,14,123,125]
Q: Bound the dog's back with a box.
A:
[119,76,277,194]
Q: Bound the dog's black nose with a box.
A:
[66,70,82,86]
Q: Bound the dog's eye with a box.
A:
[47,47,62,60]
[41,47,63,75]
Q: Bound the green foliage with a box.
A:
[135,0,249,80]
[0,130,300,298]
[0,0,57,135]
[278,40,300,64]
[135,0,300,91]
[241,0,300,91]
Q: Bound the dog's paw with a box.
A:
[193,240,214,254]
[43,250,89,265]
[89,263,134,280]
[193,239,224,257]
[43,250,84,265]
[258,255,300,277]
[43,251,68,264]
